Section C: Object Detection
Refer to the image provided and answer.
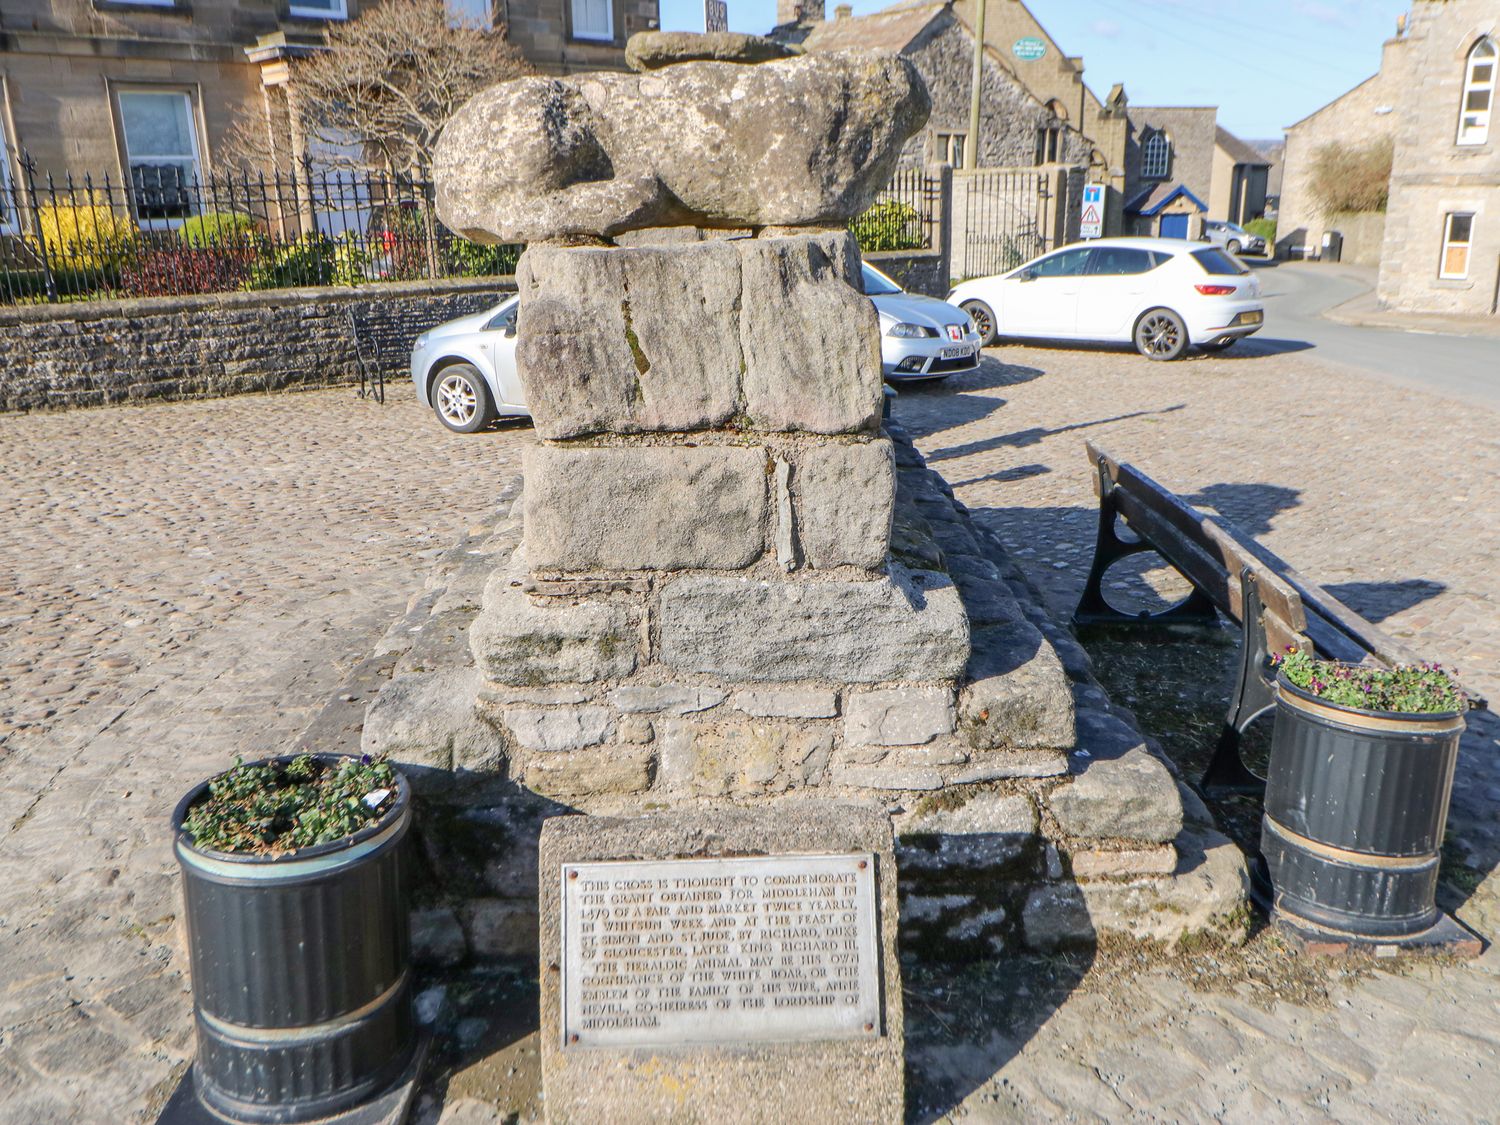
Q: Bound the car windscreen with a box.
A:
[1190,247,1250,276]
[861,264,903,295]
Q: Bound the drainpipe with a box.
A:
[965,0,986,171]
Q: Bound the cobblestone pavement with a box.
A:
[892,341,1500,1121]
[0,390,533,1123]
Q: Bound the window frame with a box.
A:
[1439,212,1474,280]
[1457,37,1496,146]
[1017,246,1092,279]
[289,0,348,20]
[113,85,204,230]
[0,90,18,237]
[1084,247,1159,277]
[569,0,614,42]
[1141,129,1171,180]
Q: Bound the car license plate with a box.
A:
[1237,311,1263,326]
[940,345,972,359]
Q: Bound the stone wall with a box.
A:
[898,9,1092,171]
[0,278,513,413]
[1325,210,1389,268]
[866,249,948,296]
[1377,0,1500,316]
[1276,43,1404,261]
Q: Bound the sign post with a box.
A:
[1080,183,1104,240]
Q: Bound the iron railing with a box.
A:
[849,167,942,253]
[0,153,521,305]
[0,153,945,305]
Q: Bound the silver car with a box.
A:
[862,263,982,380]
[410,296,525,433]
[411,263,978,433]
[1202,220,1266,257]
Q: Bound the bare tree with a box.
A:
[1309,137,1394,215]
[223,0,531,174]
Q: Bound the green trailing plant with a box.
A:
[850,199,925,252]
[1273,650,1466,714]
[183,754,398,855]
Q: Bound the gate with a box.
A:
[953,169,1050,280]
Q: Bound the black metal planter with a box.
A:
[167,755,421,1125]
[1258,673,1464,941]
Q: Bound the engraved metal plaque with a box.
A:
[560,853,881,1049]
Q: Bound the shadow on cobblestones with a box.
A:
[925,405,1187,465]
[1181,482,1302,538]
[1324,579,1450,625]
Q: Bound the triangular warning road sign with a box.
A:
[1081,204,1100,223]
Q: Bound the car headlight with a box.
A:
[414,332,430,351]
[886,323,931,339]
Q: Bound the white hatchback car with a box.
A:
[947,237,1264,360]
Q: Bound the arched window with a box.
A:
[1458,37,1496,145]
[1142,130,1171,180]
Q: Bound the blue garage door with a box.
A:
[1159,213,1190,239]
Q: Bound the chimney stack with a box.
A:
[835,3,852,17]
[776,0,826,26]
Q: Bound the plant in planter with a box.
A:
[1259,650,1472,943]
[171,753,425,1124]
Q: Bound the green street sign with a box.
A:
[1013,36,1047,61]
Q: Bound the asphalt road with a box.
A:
[1243,262,1500,409]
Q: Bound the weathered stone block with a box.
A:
[500,707,614,752]
[410,907,467,967]
[895,793,1038,873]
[658,564,969,683]
[516,241,742,438]
[608,685,727,714]
[460,899,539,958]
[740,233,883,433]
[537,804,905,1124]
[522,748,655,801]
[947,750,1068,783]
[828,763,944,791]
[658,718,833,795]
[1047,718,1184,845]
[470,580,638,685]
[1070,846,1179,879]
[1021,885,1096,952]
[899,893,975,924]
[959,624,1076,751]
[731,687,840,718]
[361,668,504,791]
[844,686,955,747]
[795,439,895,568]
[524,444,767,572]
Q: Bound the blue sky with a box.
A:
[657,0,1411,140]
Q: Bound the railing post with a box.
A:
[20,153,59,302]
[929,161,953,293]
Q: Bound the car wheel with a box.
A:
[1226,239,1242,254]
[1134,308,1188,361]
[431,363,497,433]
[1198,338,1237,353]
[960,300,997,347]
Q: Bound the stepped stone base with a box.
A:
[359,426,1248,964]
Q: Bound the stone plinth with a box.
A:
[537,805,904,1124]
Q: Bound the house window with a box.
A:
[1440,212,1474,279]
[1458,37,1496,146]
[934,132,965,166]
[571,0,612,41]
[0,110,17,236]
[1035,126,1061,165]
[116,89,202,223]
[446,0,488,26]
[289,0,347,19]
[1141,130,1171,180]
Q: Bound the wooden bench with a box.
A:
[1072,441,1484,797]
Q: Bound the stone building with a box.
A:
[1210,126,1270,227]
[1121,106,1215,239]
[1377,0,1500,315]
[0,0,657,189]
[1275,38,1404,263]
[787,1,1093,171]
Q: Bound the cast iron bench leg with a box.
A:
[1201,567,1272,798]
